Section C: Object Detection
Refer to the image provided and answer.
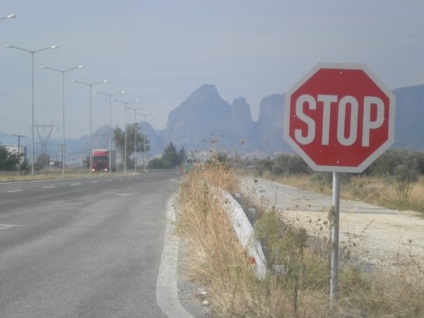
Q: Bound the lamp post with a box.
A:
[139,111,156,170]
[126,106,145,172]
[6,44,59,175]
[72,79,109,174]
[41,65,85,175]
[0,13,17,20]
[93,90,126,173]
[113,99,140,174]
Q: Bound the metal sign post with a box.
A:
[330,172,340,304]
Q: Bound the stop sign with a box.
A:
[284,63,395,173]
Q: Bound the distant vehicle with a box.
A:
[92,149,116,172]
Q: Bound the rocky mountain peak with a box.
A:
[189,84,221,102]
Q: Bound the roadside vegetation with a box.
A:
[255,149,424,215]
[0,144,29,175]
[177,150,424,317]
[113,124,150,170]
[147,142,186,169]
[0,169,96,182]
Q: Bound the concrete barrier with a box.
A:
[220,190,267,280]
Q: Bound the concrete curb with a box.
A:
[156,195,194,318]
[220,190,267,279]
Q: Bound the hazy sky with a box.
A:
[1,0,423,142]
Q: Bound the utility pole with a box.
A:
[14,134,25,172]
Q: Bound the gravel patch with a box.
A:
[240,176,424,276]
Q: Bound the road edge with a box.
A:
[156,195,194,318]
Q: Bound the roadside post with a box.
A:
[283,63,396,304]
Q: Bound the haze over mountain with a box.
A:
[1,83,424,161]
[156,83,424,154]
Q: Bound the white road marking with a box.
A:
[42,186,56,189]
[90,181,98,184]
[70,183,81,186]
[6,189,22,193]
[0,223,24,230]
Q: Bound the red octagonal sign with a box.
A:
[284,63,395,173]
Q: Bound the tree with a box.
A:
[83,155,90,169]
[178,147,187,165]
[147,142,185,169]
[35,153,50,170]
[161,142,180,168]
[0,145,21,171]
[147,157,165,169]
[113,124,150,168]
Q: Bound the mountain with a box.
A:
[158,83,424,155]
[160,84,254,151]
[392,84,424,149]
[2,83,424,162]
[253,94,291,153]
[158,87,293,154]
[139,121,162,155]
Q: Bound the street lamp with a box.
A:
[93,90,126,173]
[0,14,17,20]
[126,106,145,172]
[72,79,109,174]
[6,44,59,175]
[41,64,85,175]
[139,111,156,170]
[113,99,140,174]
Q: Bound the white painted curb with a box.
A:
[220,191,267,279]
[156,196,194,318]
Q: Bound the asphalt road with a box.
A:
[0,171,182,318]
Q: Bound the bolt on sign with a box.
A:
[284,63,396,173]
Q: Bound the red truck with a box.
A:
[92,149,116,172]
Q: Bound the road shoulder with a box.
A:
[157,195,209,318]
[241,176,424,274]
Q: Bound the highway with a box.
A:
[0,171,182,318]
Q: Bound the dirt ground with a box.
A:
[241,176,424,277]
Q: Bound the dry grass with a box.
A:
[0,170,137,182]
[177,165,259,316]
[0,170,89,182]
[177,165,424,317]
[272,173,424,215]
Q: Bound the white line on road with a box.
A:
[90,181,98,184]
[0,223,24,230]
[6,189,22,193]
[69,183,81,186]
[42,186,56,189]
